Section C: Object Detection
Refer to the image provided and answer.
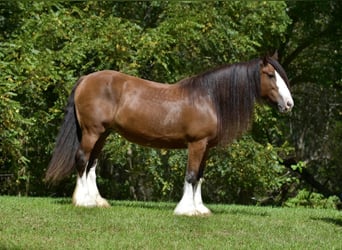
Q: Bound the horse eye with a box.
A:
[267,73,275,78]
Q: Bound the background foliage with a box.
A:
[0,1,340,207]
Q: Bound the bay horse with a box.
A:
[46,54,293,216]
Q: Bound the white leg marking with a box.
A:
[72,161,110,207]
[174,178,211,216]
[194,179,211,215]
[87,162,110,207]
[73,171,97,207]
[174,181,196,216]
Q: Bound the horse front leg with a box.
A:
[174,139,211,216]
[193,178,211,215]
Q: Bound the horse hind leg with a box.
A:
[73,149,96,207]
[85,159,110,207]
[73,132,110,208]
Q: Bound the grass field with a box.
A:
[0,196,341,249]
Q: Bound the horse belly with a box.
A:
[116,129,188,149]
[114,106,189,149]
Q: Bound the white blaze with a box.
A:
[275,71,294,111]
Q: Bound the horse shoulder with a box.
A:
[183,98,218,143]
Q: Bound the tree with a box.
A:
[279,1,342,199]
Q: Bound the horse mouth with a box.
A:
[278,103,293,113]
[264,98,289,113]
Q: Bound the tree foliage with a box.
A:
[280,1,342,199]
[1,1,339,206]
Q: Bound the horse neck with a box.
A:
[177,60,260,145]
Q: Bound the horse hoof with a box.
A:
[196,205,212,216]
[174,211,212,216]
[174,207,212,216]
[174,211,198,216]
[197,210,212,217]
[96,197,111,208]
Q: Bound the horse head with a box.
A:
[260,53,294,113]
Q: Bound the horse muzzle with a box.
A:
[278,99,294,113]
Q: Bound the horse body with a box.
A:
[46,55,293,216]
[75,70,217,149]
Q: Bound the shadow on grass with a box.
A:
[312,217,342,228]
[51,198,272,216]
[110,200,176,211]
[212,206,271,217]
[53,198,72,205]
[0,243,21,250]
[52,198,175,211]
[111,201,272,216]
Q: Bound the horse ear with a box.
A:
[262,56,268,66]
[271,50,278,61]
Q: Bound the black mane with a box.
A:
[179,58,262,145]
[266,57,289,86]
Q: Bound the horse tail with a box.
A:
[45,77,84,184]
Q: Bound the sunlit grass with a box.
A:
[0,196,341,249]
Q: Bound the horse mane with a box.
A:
[179,58,262,145]
[266,57,289,86]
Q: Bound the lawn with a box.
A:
[0,196,341,249]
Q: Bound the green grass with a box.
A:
[0,196,341,249]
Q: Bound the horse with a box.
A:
[46,53,294,216]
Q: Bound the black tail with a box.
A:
[46,77,84,184]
